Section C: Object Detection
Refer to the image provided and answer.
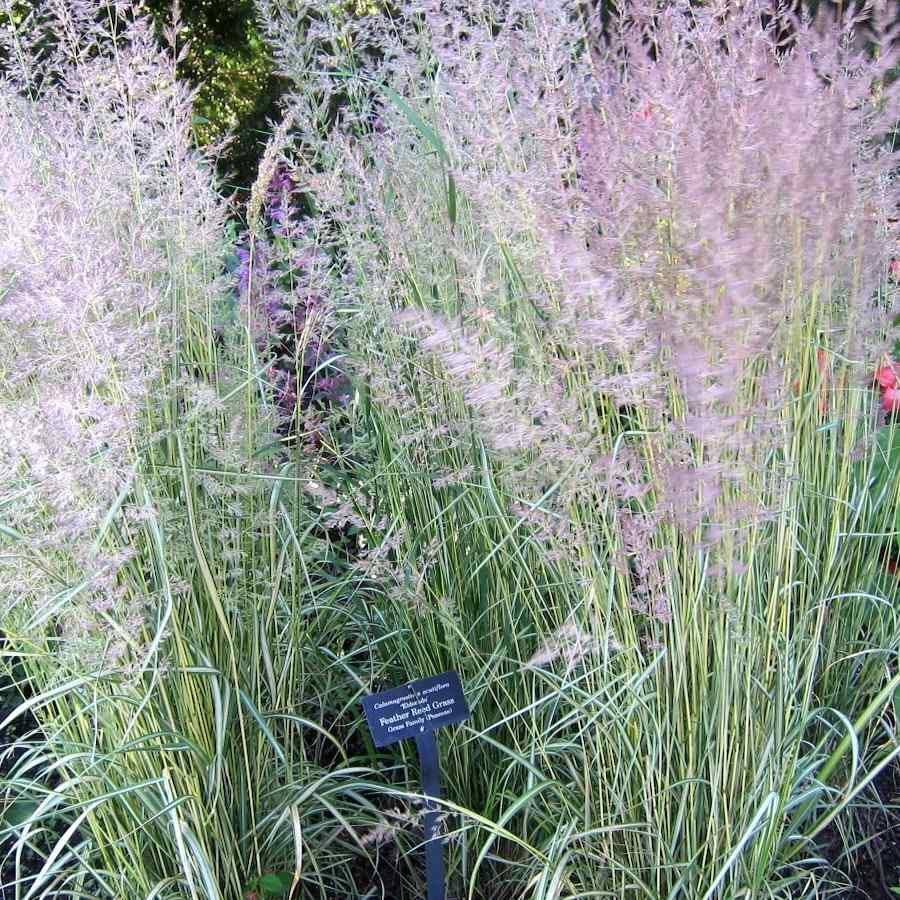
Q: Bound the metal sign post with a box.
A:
[361,671,471,900]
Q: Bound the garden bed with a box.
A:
[2,2,900,898]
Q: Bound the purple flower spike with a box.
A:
[235,246,251,295]
[313,374,349,402]
[269,168,296,195]
[263,289,287,322]
[270,202,286,226]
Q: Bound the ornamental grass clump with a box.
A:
[0,5,379,898]
[261,0,900,895]
[0,2,206,670]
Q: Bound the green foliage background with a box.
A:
[141,0,381,189]
[142,0,287,191]
[0,0,288,190]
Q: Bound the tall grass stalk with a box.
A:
[0,5,384,898]
[258,0,900,896]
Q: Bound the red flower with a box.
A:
[874,362,898,390]
[882,385,900,414]
[890,258,900,281]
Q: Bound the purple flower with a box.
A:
[269,202,287,227]
[267,167,297,235]
[312,374,348,400]
[263,289,287,323]
[235,246,251,295]
[269,168,296,195]
[234,241,271,301]
[269,367,298,418]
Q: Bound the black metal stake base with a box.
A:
[415,730,444,900]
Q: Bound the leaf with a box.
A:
[2,800,39,829]
[863,425,900,553]
[252,440,284,459]
[0,522,24,541]
[259,873,292,896]
[381,85,458,227]
[381,86,450,165]
[238,688,286,765]
[447,172,457,226]
[868,425,900,491]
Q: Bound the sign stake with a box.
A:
[415,730,445,900]
[360,670,471,900]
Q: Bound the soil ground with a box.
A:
[826,764,900,899]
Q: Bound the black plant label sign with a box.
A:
[361,671,470,747]
[361,671,471,900]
